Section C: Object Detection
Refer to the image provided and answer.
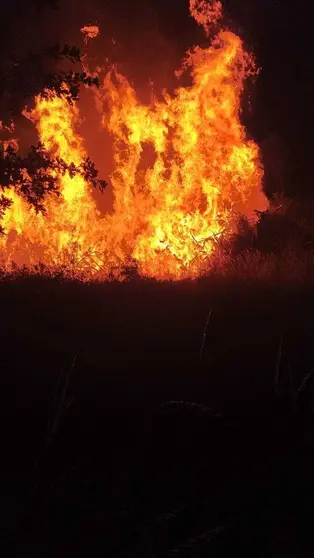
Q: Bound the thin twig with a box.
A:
[166,524,232,556]
[200,308,212,363]
[287,363,296,411]
[296,368,314,396]
[294,368,314,418]
[274,333,284,395]
[161,400,222,418]
[46,352,77,446]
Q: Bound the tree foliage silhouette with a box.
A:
[0,1,105,233]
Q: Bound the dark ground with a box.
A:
[1,275,314,556]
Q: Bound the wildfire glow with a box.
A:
[0,0,266,281]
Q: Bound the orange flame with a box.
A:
[0,1,266,281]
[80,24,100,44]
[190,0,222,34]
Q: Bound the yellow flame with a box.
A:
[0,1,266,281]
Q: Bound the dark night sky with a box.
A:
[1,0,314,197]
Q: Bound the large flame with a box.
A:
[0,0,265,281]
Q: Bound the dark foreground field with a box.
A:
[1,275,314,556]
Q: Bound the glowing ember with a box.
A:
[80,24,100,43]
[0,0,266,281]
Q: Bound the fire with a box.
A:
[1,93,104,274]
[190,0,223,33]
[0,0,265,281]
[81,24,100,44]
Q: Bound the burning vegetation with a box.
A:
[0,0,266,281]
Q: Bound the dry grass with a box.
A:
[212,247,314,284]
[208,197,314,284]
[2,196,314,286]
